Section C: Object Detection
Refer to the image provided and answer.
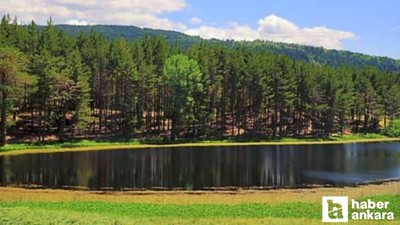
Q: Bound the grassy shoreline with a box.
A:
[1,182,399,204]
[0,182,399,224]
[1,134,399,156]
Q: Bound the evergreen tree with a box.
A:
[0,15,399,141]
[162,55,203,140]
[0,47,27,146]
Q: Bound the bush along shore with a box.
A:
[1,134,399,156]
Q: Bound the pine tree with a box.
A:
[108,39,138,136]
[0,47,27,146]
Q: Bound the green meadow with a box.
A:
[1,196,399,225]
[0,189,399,224]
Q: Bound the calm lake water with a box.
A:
[1,142,400,190]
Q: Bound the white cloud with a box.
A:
[0,0,187,30]
[186,24,258,40]
[190,17,202,25]
[257,15,298,35]
[185,14,355,49]
[65,19,94,26]
[0,2,355,49]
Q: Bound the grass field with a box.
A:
[1,134,399,156]
[0,182,399,224]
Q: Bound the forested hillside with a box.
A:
[53,24,400,72]
[1,15,400,145]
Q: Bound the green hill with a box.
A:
[53,24,400,71]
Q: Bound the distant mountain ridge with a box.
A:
[54,24,400,72]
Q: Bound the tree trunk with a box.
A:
[0,91,7,147]
[364,109,369,135]
[171,118,177,141]
[384,115,387,128]
[171,113,180,141]
[59,101,66,142]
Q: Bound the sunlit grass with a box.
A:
[0,207,324,225]
[0,201,320,219]
[0,183,399,224]
[0,195,399,224]
[330,133,388,140]
[2,196,399,218]
[0,139,142,151]
[1,182,399,204]
[1,134,399,156]
[1,210,398,225]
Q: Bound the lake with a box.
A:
[1,142,400,190]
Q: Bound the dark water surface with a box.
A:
[1,142,400,190]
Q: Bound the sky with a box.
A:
[0,0,399,59]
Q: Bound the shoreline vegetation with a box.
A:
[0,182,399,224]
[0,134,399,156]
[0,182,399,204]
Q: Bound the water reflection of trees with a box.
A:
[0,143,399,190]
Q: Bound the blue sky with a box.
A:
[177,0,400,59]
[1,0,399,58]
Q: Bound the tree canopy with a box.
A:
[163,54,203,139]
[0,15,400,144]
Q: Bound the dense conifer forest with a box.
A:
[1,15,400,145]
[55,24,400,72]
